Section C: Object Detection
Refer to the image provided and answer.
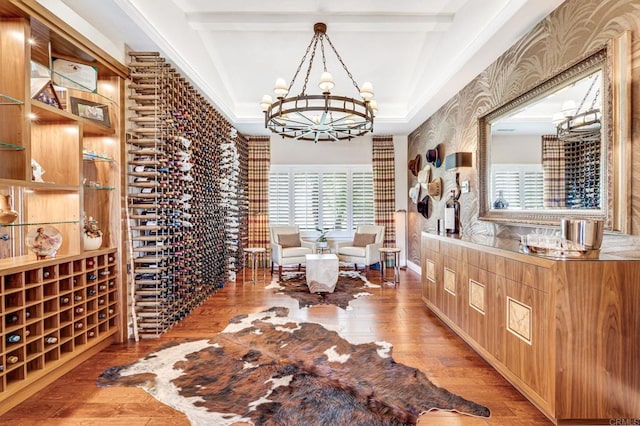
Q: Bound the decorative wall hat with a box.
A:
[426,144,442,168]
[417,165,431,190]
[408,154,422,177]
[427,177,443,201]
[417,195,430,218]
[409,183,421,204]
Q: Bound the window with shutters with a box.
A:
[491,164,543,210]
[269,166,374,236]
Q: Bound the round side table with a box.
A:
[379,247,401,287]
[243,247,267,284]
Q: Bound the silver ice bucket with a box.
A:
[560,219,604,250]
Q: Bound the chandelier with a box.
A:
[260,23,376,143]
[552,73,601,142]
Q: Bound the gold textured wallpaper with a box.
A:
[407,0,640,266]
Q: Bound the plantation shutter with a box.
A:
[293,172,319,231]
[268,172,290,225]
[320,172,348,231]
[493,170,522,209]
[523,171,544,209]
[352,171,374,229]
[492,165,544,210]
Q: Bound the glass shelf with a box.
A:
[0,141,25,151]
[83,153,115,162]
[83,184,115,190]
[0,220,80,228]
[0,93,24,105]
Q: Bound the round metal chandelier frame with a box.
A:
[262,22,375,143]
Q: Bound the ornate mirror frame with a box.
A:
[477,31,631,232]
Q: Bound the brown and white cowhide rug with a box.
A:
[98,306,490,425]
[266,270,378,309]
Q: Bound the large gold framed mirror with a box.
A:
[478,32,631,232]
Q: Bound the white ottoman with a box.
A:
[305,254,339,293]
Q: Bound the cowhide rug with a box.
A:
[98,307,490,425]
[266,270,378,309]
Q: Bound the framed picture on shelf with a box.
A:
[70,97,111,128]
[52,58,98,93]
[31,78,62,109]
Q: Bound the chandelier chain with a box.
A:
[288,34,318,95]
[320,34,328,72]
[577,73,600,113]
[301,37,320,95]
[324,33,362,94]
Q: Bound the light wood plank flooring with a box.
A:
[0,268,552,425]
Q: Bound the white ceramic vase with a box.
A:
[83,233,102,251]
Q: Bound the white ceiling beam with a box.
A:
[185,12,454,32]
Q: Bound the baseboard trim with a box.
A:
[407,260,421,275]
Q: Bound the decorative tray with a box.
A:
[520,243,599,259]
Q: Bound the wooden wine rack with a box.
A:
[126,52,248,338]
[0,249,119,399]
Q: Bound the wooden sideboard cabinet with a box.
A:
[421,232,640,424]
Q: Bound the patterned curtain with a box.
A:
[372,136,396,247]
[248,137,270,265]
[542,135,566,208]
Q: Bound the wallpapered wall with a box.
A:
[407,0,640,266]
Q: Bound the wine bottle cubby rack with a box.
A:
[126,52,248,338]
[0,250,119,395]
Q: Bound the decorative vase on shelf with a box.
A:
[83,215,103,251]
[493,190,509,209]
[0,194,18,225]
[25,226,62,260]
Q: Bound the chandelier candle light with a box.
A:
[260,22,377,143]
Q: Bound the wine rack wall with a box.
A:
[126,52,248,338]
[564,138,600,209]
[1,250,118,393]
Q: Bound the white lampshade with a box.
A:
[260,95,273,112]
[273,78,289,98]
[318,71,335,92]
[561,100,577,117]
[360,81,374,100]
[369,99,378,115]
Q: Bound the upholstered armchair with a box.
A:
[270,225,315,279]
[334,225,385,273]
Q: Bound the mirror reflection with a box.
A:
[488,68,602,212]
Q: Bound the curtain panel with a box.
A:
[372,136,396,247]
[541,135,566,208]
[248,137,270,265]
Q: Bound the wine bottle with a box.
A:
[7,356,19,364]
[5,313,19,324]
[75,307,84,314]
[74,322,84,329]
[7,334,20,343]
[60,296,70,304]
[444,189,461,234]
[45,336,58,344]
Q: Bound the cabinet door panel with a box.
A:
[502,278,552,402]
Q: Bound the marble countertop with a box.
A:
[423,232,640,262]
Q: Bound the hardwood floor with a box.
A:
[0,268,552,425]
